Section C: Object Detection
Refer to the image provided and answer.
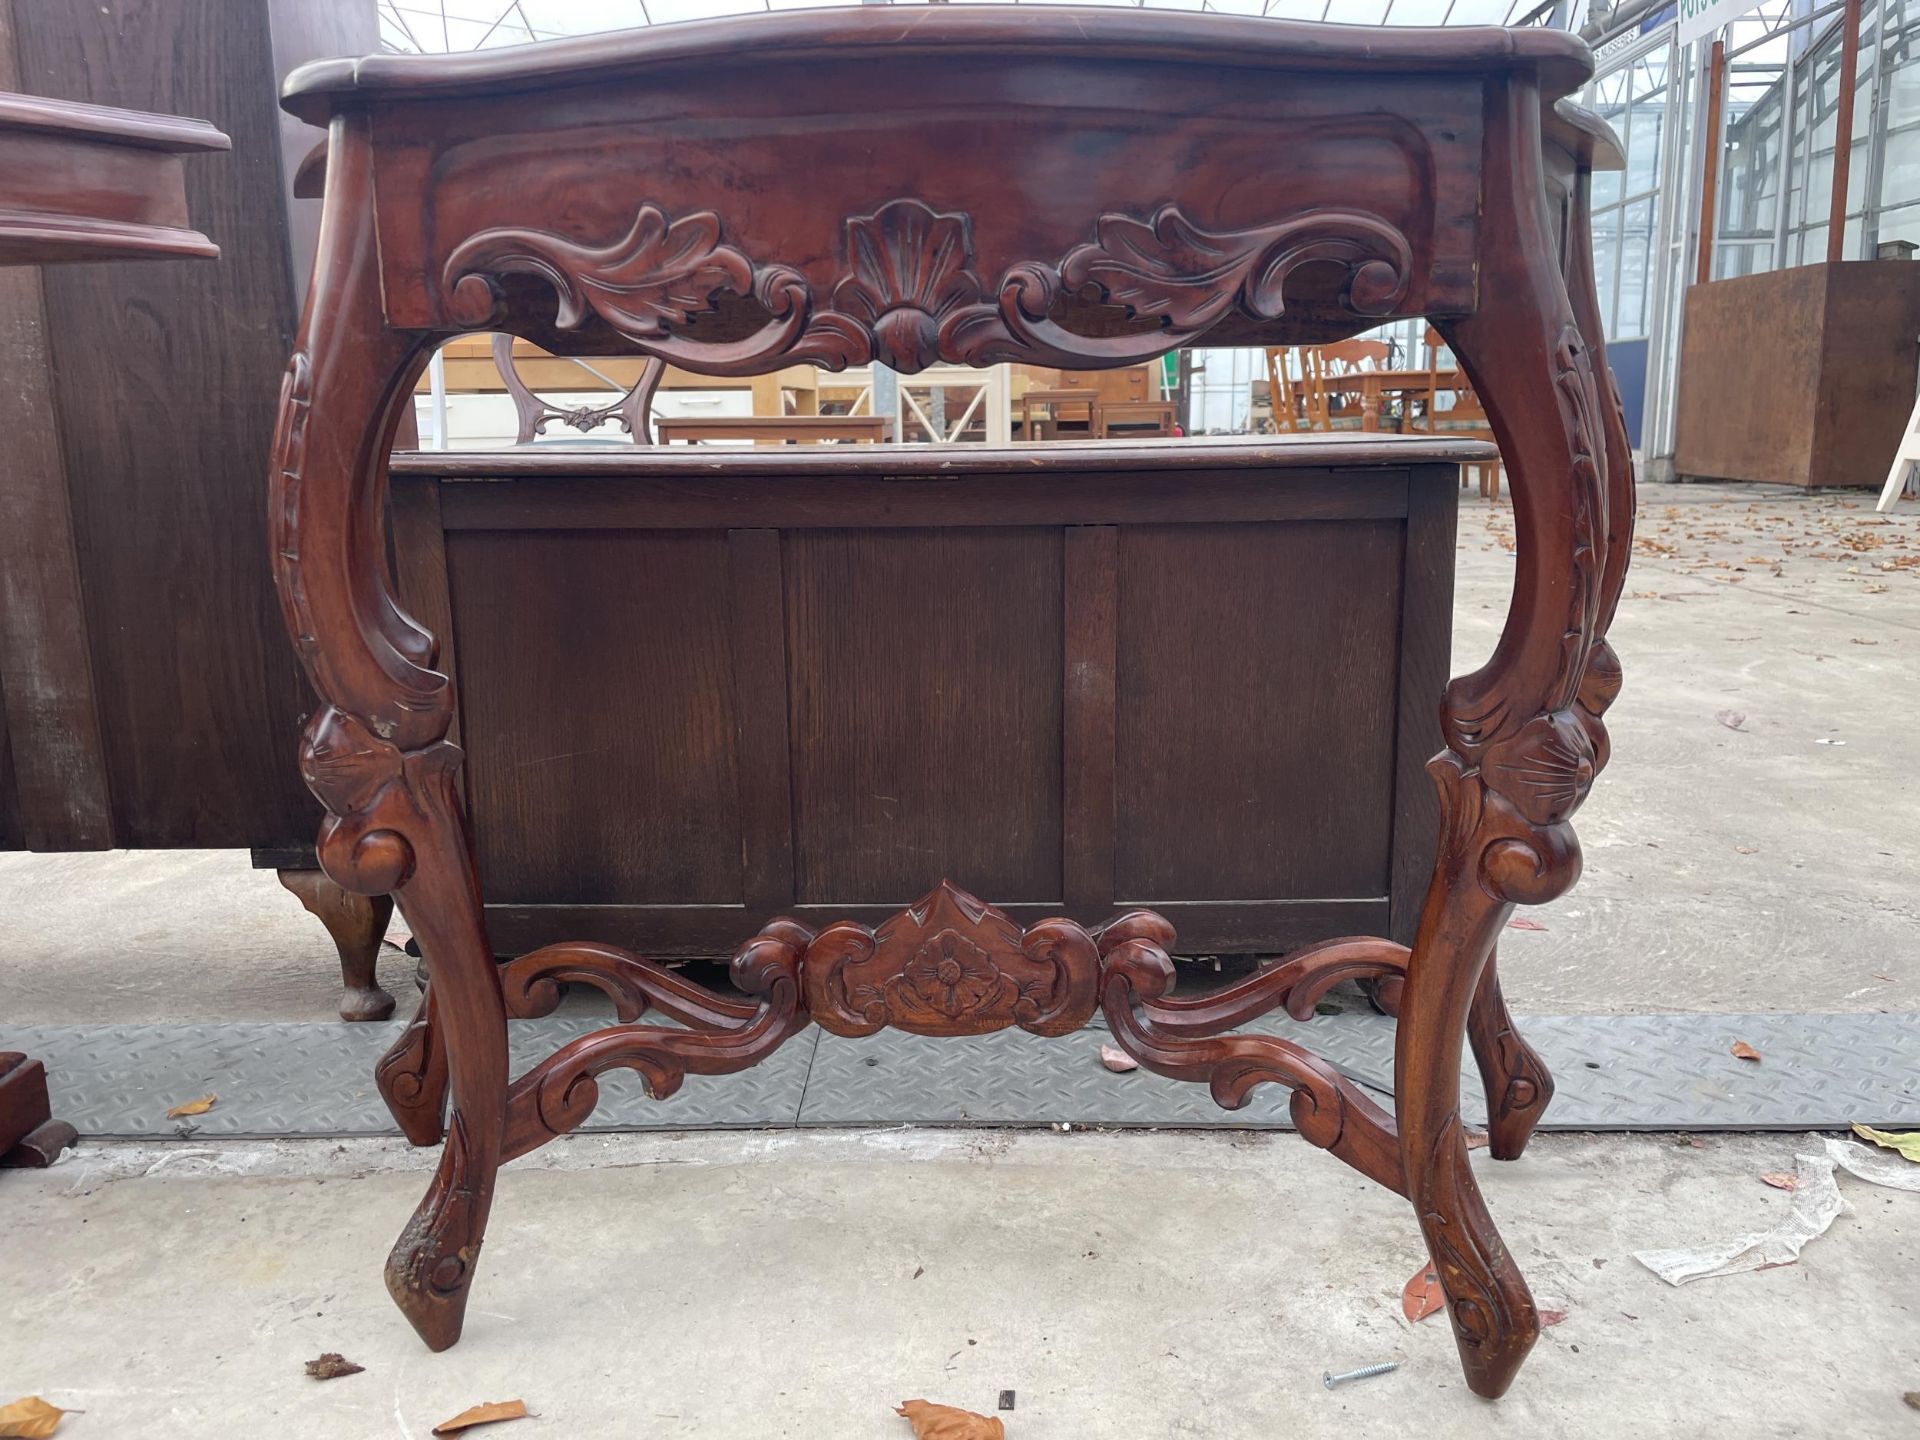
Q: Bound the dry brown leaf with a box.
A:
[1735,845,1759,855]
[1506,917,1548,932]
[432,1400,529,1435]
[896,1399,1005,1439]
[1759,1172,1799,1191]
[165,1094,216,1118]
[1465,1129,1491,1152]
[1731,1041,1762,1062]
[1539,1308,1570,1328]
[0,1397,69,1439]
[304,1353,364,1381]
[1098,1044,1138,1074]
[1400,1260,1446,1323]
[1715,710,1748,731]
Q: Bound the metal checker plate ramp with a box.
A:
[2,1011,1915,1140]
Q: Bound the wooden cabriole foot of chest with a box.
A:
[276,867,398,1022]
[0,1053,77,1169]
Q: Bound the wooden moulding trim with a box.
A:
[392,435,1498,478]
[0,92,230,152]
[480,897,1391,959]
[0,213,219,265]
[430,472,1418,531]
[281,9,1595,125]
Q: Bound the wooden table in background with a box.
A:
[1347,366,1464,430]
[656,414,887,444]
[0,90,228,1167]
[1096,399,1178,437]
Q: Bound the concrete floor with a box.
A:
[0,481,1914,1023]
[4,1128,1918,1438]
[3,481,1918,1436]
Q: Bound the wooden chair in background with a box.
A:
[491,333,664,444]
[1268,340,1388,432]
[1416,325,1501,496]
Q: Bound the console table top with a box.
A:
[282,7,1594,124]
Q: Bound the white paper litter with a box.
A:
[1826,1135,1920,1192]
[1633,1138,1919,1286]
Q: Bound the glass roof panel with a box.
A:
[377,0,1571,52]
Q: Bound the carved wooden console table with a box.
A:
[276,9,1632,1401]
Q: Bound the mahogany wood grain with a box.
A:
[271,13,1631,1402]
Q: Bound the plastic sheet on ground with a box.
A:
[1633,1138,1918,1286]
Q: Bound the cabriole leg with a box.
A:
[270,113,500,1351]
[1400,77,1626,1401]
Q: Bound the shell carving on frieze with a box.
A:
[831,200,986,373]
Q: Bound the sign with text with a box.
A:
[1678,0,1760,47]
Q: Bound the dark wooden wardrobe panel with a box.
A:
[784,527,1065,905]
[6,0,372,847]
[448,530,744,907]
[1114,521,1403,901]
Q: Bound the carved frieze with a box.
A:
[441,197,1414,375]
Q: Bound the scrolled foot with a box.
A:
[1467,959,1554,1160]
[385,1112,490,1351]
[376,988,448,1146]
[1415,1114,1539,1398]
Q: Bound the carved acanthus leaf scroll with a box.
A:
[1095,920,1405,1196]
[500,917,812,1162]
[441,198,1414,375]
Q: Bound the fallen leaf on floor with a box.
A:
[1734,845,1759,855]
[1401,1260,1446,1323]
[1098,1044,1139,1073]
[1715,710,1747,731]
[896,1399,1005,1439]
[1731,1042,1762,1062]
[1851,638,1879,646]
[1465,1129,1490,1152]
[1540,1308,1569,1327]
[1759,1172,1799,1191]
[165,1095,217,1118]
[1506,917,1548,932]
[1905,1392,1920,1411]
[432,1400,529,1435]
[0,1397,69,1438]
[304,1353,364,1381]
[1851,1124,1920,1163]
